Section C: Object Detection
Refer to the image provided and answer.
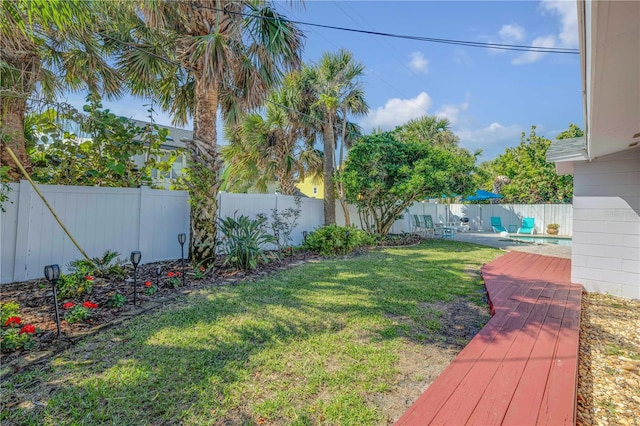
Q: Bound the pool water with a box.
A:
[510,236,572,246]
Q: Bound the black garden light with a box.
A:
[44,264,61,336]
[155,265,162,288]
[130,251,142,305]
[302,231,308,242]
[178,233,186,287]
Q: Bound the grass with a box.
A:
[1,240,501,425]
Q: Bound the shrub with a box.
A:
[303,225,375,256]
[107,293,127,309]
[69,250,125,278]
[57,274,95,299]
[65,306,91,324]
[219,214,277,270]
[1,328,36,353]
[1,302,20,325]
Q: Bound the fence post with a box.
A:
[138,186,154,261]
[12,180,32,282]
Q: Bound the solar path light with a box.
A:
[44,264,61,336]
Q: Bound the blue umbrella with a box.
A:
[465,189,503,201]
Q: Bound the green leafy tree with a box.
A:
[111,0,303,266]
[299,49,368,225]
[476,125,576,203]
[340,131,476,236]
[28,98,176,187]
[1,0,121,180]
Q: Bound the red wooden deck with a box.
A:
[395,251,582,425]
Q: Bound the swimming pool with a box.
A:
[510,236,572,246]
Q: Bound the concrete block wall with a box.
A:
[572,148,640,299]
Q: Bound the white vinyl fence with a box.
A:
[1,181,572,284]
[405,202,573,235]
[1,181,190,284]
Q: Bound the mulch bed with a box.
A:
[0,250,323,375]
[0,233,423,376]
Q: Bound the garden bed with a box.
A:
[0,250,322,371]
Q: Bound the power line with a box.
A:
[191,3,580,55]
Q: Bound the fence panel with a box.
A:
[1,182,189,284]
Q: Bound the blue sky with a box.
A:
[65,0,583,161]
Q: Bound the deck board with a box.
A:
[395,252,582,425]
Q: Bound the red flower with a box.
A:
[84,275,94,281]
[145,281,152,287]
[62,302,75,309]
[83,301,98,309]
[4,316,21,327]
[199,266,205,272]
[176,271,182,277]
[19,324,36,334]
[167,271,175,278]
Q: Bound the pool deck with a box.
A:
[395,251,582,425]
[451,231,572,259]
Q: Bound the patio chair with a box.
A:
[412,215,426,236]
[422,215,436,238]
[490,217,507,233]
[517,217,536,234]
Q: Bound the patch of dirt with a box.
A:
[378,298,491,423]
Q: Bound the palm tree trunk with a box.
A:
[1,101,32,181]
[336,112,350,225]
[186,77,222,267]
[323,120,335,225]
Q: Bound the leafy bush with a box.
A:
[1,328,36,353]
[65,306,91,324]
[1,302,20,325]
[107,293,127,309]
[57,274,95,299]
[69,250,125,278]
[218,214,277,270]
[303,225,375,256]
[262,196,302,253]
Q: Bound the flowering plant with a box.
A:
[4,316,21,327]
[62,302,76,310]
[107,293,127,308]
[193,266,206,280]
[19,324,36,334]
[144,281,158,296]
[65,306,91,324]
[84,275,94,281]
[1,301,20,325]
[82,301,98,309]
[167,271,181,288]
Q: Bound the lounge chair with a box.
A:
[518,217,536,234]
[422,215,436,238]
[412,215,426,236]
[490,217,507,233]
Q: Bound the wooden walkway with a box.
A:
[396,251,582,425]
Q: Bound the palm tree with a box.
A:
[222,73,321,195]
[0,0,121,180]
[393,115,459,147]
[300,49,368,226]
[114,1,303,264]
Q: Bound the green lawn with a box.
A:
[1,240,501,425]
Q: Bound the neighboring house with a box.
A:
[547,1,639,299]
[296,176,324,199]
[129,120,192,188]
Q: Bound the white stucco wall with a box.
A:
[571,148,640,299]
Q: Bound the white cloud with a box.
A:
[408,52,429,74]
[361,92,432,131]
[512,34,556,65]
[541,0,579,48]
[436,101,470,126]
[456,122,523,159]
[499,24,526,42]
